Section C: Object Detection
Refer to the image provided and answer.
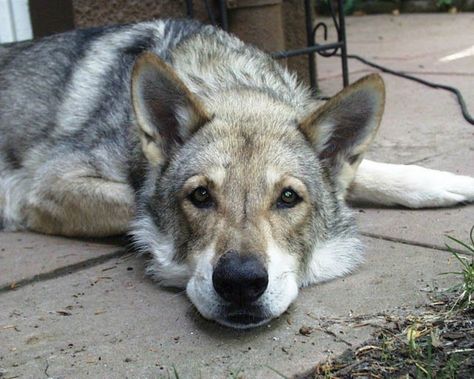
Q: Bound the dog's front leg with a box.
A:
[348,159,474,208]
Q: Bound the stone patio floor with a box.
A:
[1,13,473,379]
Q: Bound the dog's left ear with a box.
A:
[131,53,210,166]
[299,74,385,196]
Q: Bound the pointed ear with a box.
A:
[131,52,210,166]
[299,74,385,195]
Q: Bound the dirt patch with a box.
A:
[297,296,473,378]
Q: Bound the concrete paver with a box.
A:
[0,232,125,291]
[0,237,462,379]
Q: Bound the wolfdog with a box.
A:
[1,19,473,328]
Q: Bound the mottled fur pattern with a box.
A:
[1,20,473,328]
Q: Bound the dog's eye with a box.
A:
[277,188,301,208]
[189,186,213,208]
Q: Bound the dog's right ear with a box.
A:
[131,53,210,166]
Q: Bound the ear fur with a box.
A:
[131,52,210,166]
[299,74,385,195]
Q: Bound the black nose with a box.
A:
[212,251,268,305]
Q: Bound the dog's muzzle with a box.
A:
[212,250,269,327]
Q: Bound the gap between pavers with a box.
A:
[0,237,462,379]
[0,232,127,291]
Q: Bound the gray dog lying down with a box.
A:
[1,19,473,328]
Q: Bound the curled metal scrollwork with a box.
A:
[313,0,342,58]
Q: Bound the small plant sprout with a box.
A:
[443,226,474,311]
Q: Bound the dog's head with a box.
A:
[130,53,385,329]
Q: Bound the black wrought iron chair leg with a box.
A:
[219,0,229,31]
[305,0,318,92]
[337,0,349,86]
[186,0,194,18]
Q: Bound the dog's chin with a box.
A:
[215,306,271,329]
[186,279,277,329]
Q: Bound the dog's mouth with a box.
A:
[216,306,270,329]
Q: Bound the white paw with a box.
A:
[351,160,474,209]
[396,167,474,208]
